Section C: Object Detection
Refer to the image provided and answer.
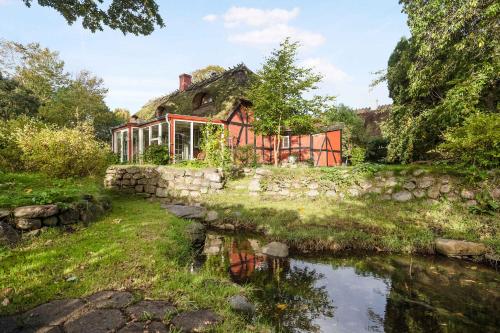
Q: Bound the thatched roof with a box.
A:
[135,63,252,120]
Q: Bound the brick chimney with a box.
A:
[179,73,192,92]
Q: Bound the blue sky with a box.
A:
[0,0,409,113]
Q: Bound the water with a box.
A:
[198,233,500,333]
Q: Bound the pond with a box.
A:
[197,232,500,333]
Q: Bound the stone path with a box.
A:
[0,291,222,333]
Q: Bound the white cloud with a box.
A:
[228,24,325,48]
[301,58,349,83]
[217,6,325,48]
[202,14,218,22]
[223,6,300,28]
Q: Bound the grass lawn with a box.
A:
[0,172,104,208]
[0,195,263,332]
[202,176,500,255]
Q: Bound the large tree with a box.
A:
[248,38,330,166]
[321,104,365,156]
[380,0,499,163]
[22,0,164,35]
[0,73,40,120]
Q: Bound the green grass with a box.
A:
[0,172,103,208]
[0,195,264,332]
[205,176,500,255]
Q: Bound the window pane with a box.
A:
[151,124,159,139]
[143,127,150,150]
[161,123,168,145]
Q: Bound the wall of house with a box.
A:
[104,165,225,198]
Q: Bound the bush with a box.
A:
[143,144,169,165]
[200,122,231,168]
[350,146,366,166]
[16,123,113,178]
[365,138,388,163]
[0,117,40,172]
[438,113,500,169]
[233,144,257,167]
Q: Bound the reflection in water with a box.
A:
[199,233,500,333]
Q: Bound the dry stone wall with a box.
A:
[248,168,500,205]
[104,166,225,199]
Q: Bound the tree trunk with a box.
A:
[274,134,280,167]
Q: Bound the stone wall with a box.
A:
[104,166,225,199]
[248,168,500,205]
[0,195,111,247]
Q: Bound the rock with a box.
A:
[279,189,290,196]
[392,191,413,202]
[417,176,434,189]
[490,187,500,200]
[412,189,426,199]
[24,229,42,238]
[125,300,176,321]
[13,205,59,219]
[185,222,206,246]
[0,222,20,247]
[118,321,168,333]
[205,173,222,183]
[412,169,425,177]
[156,187,169,198]
[15,218,42,230]
[347,187,361,197]
[64,309,125,333]
[440,184,452,194]
[308,183,319,190]
[435,238,487,257]
[465,199,478,207]
[210,182,224,190]
[248,179,261,192]
[255,168,272,176]
[171,310,222,332]
[307,190,319,198]
[163,204,207,220]
[325,190,337,198]
[384,178,398,187]
[359,181,372,190]
[42,216,58,227]
[0,209,10,221]
[22,299,85,328]
[460,189,475,200]
[229,295,255,315]
[205,210,219,223]
[427,185,441,199]
[86,291,134,309]
[59,207,80,225]
[261,241,289,257]
[403,181,416,190]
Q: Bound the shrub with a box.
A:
[16,123,113,178]
[143,144,169,165]
[233,144,257,167]
[350,146,366,166]
[200,122,231,168]
[365,137,388,163]
[438,113,500,169]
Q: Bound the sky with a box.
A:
[0,0,409,114]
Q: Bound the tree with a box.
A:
[0,41,69,103]
[38,70,116,140]
[22,0,164,35]
[191,65,225,83]
[248,38,329,166]
[378,0,499,163]
[112,108,131,123]
[0,73,40,120]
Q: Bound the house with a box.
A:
[111,64,342,167]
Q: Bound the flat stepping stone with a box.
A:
[22,299,85,328]
[63,309,125,333]
[118,321,168,333]
[86,290,134,309]
[125,300,176,321]
[162,204,207,220]
[171,310,222,332]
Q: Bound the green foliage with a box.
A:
[380,1,499,163]
[22,0,164,35]
[468,191,499,216]
[191,65,225,83]
[143,144,169,165]
[112,108,130,123]
[248,38,333,165]
[321,104,365,156]
[200,122,231,168]
[16,123,113,178]
[350,147,366,166]
[438,113,500,169]
[365,137,388,163]
[232,144,257,167]
[0,73,40,119]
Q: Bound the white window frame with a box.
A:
[149,123,161,145]
[281,135,290,149]
[172,120,223,162]
[117,129,129,163]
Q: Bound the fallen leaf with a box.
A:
[2,298,10,306]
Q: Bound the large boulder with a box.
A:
[15,218,42,230]
[0,221,20,247]
[14,205,58,219]
[261,241,289,257]
[229,295,255,315]
[435,238,487,257]
[0,209,10,221]
[392,191,413,202]
[63,309,125,333]
[163,204,207,220]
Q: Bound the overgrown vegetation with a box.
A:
[200,122,231,169]
[143,144,170,165]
